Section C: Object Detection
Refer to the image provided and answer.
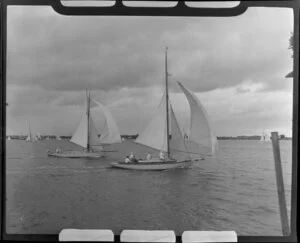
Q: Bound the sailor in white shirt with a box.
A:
[159,151,165,160]
[146,153,152,160]
[125,156,130,163]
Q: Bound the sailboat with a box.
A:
[110,48,192,171]
[48,90,121,158]
[260,131,270,142]
[25,124,36,142]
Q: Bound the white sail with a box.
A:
[89,115,101,145]
[169,104,190,161]
[177,81,218,156]
[70,113,88,148]
[261,131,270,142]
[70,111,99,148]
[92,100,121,144]
[135,95,168,152]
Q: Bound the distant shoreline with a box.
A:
[6,134,292,141]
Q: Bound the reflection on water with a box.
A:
[6,139,292,235]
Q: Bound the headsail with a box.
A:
[135,94,168,152]
[70,110,99,149]
[177,81,218,156]
[92,100,121,144]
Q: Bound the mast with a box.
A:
[28,124,31,141]
[165,47,170,158]
[86,89,91,152]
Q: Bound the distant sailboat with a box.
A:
[110,48,192,170]
[25,124,36,142]
[260,131,270,142]
[48,90,121,158]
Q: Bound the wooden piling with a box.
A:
[271,132,290,236]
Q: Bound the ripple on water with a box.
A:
[5,139,292,235]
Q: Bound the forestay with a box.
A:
[177,81,218,156]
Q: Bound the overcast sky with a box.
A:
[6,5,293,137]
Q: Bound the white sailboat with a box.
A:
[260,131,270,142]
[48,90,121,158]
[110,48,192,170]
[25,124,36,142]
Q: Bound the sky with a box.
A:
[6,5,294,137]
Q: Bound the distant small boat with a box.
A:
[260,131,270,142]
[7,136,11,140]
[25,124,37,142]
[48,90,121,158]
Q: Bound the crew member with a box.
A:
[146,153,152,160]
[159,151,165,160]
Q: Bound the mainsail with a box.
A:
[92,100,122,144]
[169,104,191,161]
[177,81,218,156]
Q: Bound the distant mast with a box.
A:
[86,89,91,152]
[165,47,170,158]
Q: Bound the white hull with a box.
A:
[109,160,192,171]
[48,151,103,158]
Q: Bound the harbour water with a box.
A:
[6,139,292,236]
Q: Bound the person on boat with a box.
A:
[159,151,165,160]
[125,156,130,163]
[146,153,152,160]
[56,147,61,154]
[129,152,138,163]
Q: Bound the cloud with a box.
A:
[6,6,294,136]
